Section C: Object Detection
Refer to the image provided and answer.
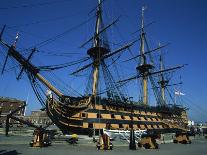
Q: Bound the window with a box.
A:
[119,124,123,128]
[81,113,86,118]
[106,123,111,129]
[97,113,102,118]
[111,114,115,118]
[88,123,93,128]
[129,124,132,129]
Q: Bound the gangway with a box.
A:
[103,128,147,143]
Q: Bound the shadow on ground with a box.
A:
[0,150,21,155]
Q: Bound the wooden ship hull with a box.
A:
[46,97,188,135]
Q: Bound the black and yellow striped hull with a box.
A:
[46,97,188,135]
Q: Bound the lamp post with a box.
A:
[129,97,136,150]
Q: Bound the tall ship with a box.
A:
[0,0,188,135]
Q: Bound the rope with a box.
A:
[31,16,95,48]
[0,0,70,10]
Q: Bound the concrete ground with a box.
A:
[0,128,207,155]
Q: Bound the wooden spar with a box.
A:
[91,0,102,97]
[0,40,63,98]
[140,7,148,105]
[36,73,63,98]
[160,54,165,102]
[92,64,99,96]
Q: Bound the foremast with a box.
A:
[89,0,109,98]
[92,0,101,97]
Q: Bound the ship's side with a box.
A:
[46,97,188,135]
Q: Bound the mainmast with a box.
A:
[136,7,153,105]
[71,0,135,101]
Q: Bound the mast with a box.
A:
[92,0,101,97]
[141,7,148,105]
[71,0,135,101]
[0,41,64,98]
[136,7,153,105]
[94,0,101,47]
[159,54,165,101]
[158,51,169,104]
[88,0,109,97]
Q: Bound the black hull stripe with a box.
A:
[68,118,163,126]
[86,109,160,118]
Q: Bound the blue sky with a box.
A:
[0,0,207,122]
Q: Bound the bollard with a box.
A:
[173,132,191,144]
[138,133,159,149]
[96,133,113,150]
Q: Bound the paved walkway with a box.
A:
[0,134,207,155]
